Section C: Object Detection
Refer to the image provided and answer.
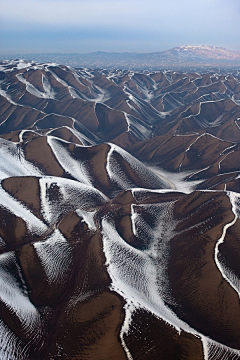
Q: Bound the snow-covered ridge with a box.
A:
[172,45,240,60]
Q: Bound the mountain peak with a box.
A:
[169,45,240,60]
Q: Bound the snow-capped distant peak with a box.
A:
[170,45,240,60]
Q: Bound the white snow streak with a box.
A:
[0,138,42,180]
[0,252,41,335]
[0,185,47,236]
[47,136,92,185]
[214,191,240,297]
[34,229,72,284]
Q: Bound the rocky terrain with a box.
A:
[0,59,240,359]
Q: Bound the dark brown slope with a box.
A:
[153,99,240,142]
[0,95,44,134]
[125,309,204,360]
[128,133,236,172]
[169,191,240,349]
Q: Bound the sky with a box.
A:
[0,0,239,54]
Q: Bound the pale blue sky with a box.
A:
[0,0,239,54]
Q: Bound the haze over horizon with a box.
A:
[0,0,239,55]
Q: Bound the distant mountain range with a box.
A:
[1,45,240,70]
